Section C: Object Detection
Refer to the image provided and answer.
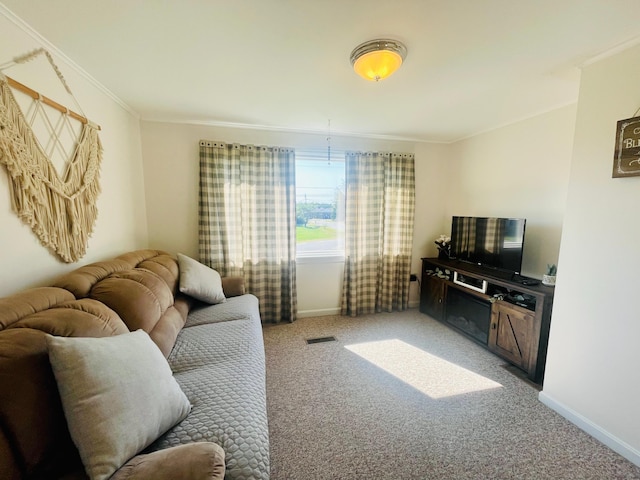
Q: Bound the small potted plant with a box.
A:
[435,234,451,260]
[542,264,557,286]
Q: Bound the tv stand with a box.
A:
[420,257,554,384]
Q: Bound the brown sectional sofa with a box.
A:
[0,250,269,480]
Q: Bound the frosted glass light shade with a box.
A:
[350,39,407,82]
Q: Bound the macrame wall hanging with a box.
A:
[0,49,102,263]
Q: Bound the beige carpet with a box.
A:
[263,310,640,480]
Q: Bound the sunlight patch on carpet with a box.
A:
[345,339,502,399]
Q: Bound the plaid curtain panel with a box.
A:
[198,140,297,324]
[455,217,476,260]
[341,151,415,316]
[484,217,505,255]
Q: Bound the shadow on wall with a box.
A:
[520,222,561,278]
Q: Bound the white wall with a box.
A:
[411,141,453,275]
[0,7,147,295]
[540,44,640,465]
[447,105,576,277]
[140,121,449,315]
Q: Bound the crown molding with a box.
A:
[142,117,448,144]
[580,33,640,68]
[0,2,139,119]
[451,101,578,143]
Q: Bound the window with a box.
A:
[296,150,345,258]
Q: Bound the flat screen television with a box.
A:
[450,216,526,274]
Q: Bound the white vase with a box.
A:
[542,274,556,286]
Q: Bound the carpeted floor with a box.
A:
[263,310,640,480]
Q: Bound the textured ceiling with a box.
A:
[2,0,640,142]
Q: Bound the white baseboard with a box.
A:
[297,308,341,319]
[299,304,420,318]
[538,391,640,467]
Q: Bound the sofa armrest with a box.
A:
[221,276,245,297]
[111,443,225,480]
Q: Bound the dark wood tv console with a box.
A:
[420,257,554,384]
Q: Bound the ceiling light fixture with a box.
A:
[350,39,407,82]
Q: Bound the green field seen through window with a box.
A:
[296,226,337,243]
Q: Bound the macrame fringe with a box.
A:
[0,77,101,263]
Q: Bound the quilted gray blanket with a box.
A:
[151,294,269,480]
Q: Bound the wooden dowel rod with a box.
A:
[6,76,101,130]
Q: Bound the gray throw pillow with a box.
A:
[177,253,226,304]
[46,330,191,480]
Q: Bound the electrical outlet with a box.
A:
[410,274,418,282]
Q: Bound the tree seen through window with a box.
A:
[295,152,345,256]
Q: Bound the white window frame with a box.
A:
[295,149,345,263]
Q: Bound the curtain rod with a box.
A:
[5,75,101,130]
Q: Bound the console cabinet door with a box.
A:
[488,302,535,371]
[420,275,446,321]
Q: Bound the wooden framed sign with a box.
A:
[613,116,640,178]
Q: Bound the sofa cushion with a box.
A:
[52,250,188,357]
[153,295,269,480]
[89,268,184,356]
[120,251,180,294]
[177,254,226,304]
[52,250,174,299]
[0,289,128,479]
[0,286,75,329]
[46,330,191,480]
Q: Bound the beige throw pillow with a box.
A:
[177,253,226,304]
[46,330,191,480]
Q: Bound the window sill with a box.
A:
[296,254,345,264]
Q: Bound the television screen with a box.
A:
[450,217,526,274]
